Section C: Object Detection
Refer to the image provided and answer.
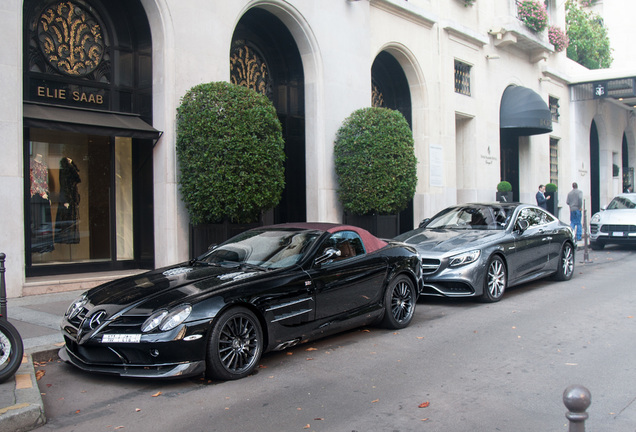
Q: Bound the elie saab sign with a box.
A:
[30,80,108,108]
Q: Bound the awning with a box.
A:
[23,103,162,140]
[500,86,552,136]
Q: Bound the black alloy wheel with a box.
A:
[553,242,575,281]
[481,255,507,303]
[206,307,263,381]
[381,275,416,329]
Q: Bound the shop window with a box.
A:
[550,137,559,187]
[454,60,471,96]
[27,129,134,265]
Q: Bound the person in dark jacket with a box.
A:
[536,184,550,210]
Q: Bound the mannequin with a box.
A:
[30,154,54,253]
[55,157,81,244]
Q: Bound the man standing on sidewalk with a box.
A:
[566,182,583,243]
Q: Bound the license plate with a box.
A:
[611,232,625,237]
[102,334,141,343]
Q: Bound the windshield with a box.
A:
[607,196,636,210]
[426,206,512,230]
[198,229,321,269]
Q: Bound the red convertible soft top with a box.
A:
[264,222,389,253]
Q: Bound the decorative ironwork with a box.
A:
[550,137,559,187]
[549,96,560,122]
[372,82,385,108]
[37,1,105,77]
[454,60,471,96]
[230,41,271,96]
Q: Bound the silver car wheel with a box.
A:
[553,243,575,281]
[482,256,506,302]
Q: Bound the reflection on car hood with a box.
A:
[596,209,636,224]
[84,263,264,312]
[397,229,504,255]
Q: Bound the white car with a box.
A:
[590,193,636,250]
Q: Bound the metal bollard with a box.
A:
[563,384,591,432]
[0,253,7,318]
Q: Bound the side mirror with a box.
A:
[418,218,431,228]
[315,247,341,265]
[515,219,529,233]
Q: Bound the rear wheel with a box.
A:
[381,275,416,329]
[553,243,574,281]
[206,307,263,381]
[0,320,24,383]
[481,256,506,303]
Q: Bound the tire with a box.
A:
[205,307,263,381]
[553,242,575,281]
[0,319,24,384]
[380,275,416,329]
[590,240,604,250]
[481,256,507,303]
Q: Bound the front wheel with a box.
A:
[381,275,416,329]
[205,307,263,381]
[481,256,507,303]
[552,243,574,281]
[0,319,24,383]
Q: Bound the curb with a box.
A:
[0,346,61,432]
[0,353,45,432]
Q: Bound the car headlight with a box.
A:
[448,250,481,267]
[141,304,192,333]
[66,294,88,319]
[590,213,601,223]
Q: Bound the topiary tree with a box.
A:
[497,181,512,193]
[176,82,285,224]
[334,107,417,216]
[565,0,612,69]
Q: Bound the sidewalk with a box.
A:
[0,289,83,432]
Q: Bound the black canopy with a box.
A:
[500,86,552,136]
[23,103,161,140]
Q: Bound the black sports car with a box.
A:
[395,203,575,302]
[60,223,422,380]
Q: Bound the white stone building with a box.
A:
[1,0,634,297]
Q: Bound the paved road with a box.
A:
[32,246,636,432]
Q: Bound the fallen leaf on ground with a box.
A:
[114,427,125,430]
[135,408,141,412]
[303,425,310,429]
[306,358,314,361]
[151,391,162,397]
[418,401,430,408]
[75,410,81,414]
[372,399,379,403]
[306,347,317,351]
[35,370,45,380]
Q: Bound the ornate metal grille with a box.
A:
[550,137,559,187]
[230,41,272,97]
[371,81,385,107]
[37,1,105,77]
[549,96,560,122]
[454,60,471,96]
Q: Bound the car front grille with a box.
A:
[600,224,636,233]
[421,258,441,274]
